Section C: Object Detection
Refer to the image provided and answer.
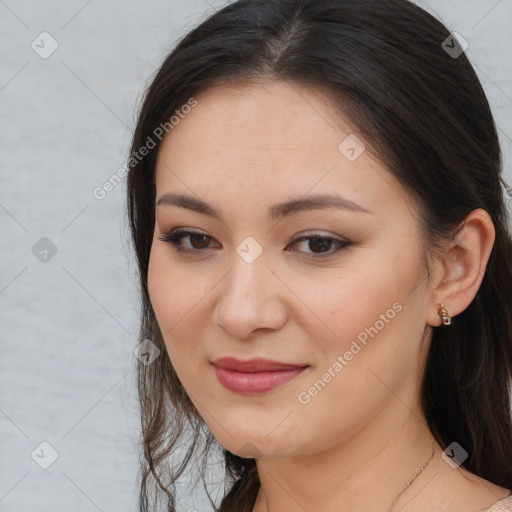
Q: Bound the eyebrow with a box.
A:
[156,192,373,221]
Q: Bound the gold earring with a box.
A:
[437,303,452,325]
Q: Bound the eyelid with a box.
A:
[293,230,347,242]
[160,227,347,241]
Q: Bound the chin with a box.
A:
[210,421,302,459]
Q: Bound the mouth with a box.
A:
[211,357,310,395]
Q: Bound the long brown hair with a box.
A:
[126,1,512,510]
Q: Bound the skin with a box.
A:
[147,80,508,512]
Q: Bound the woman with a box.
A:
[126,0,512,510]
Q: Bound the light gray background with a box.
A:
[1,1,511,511]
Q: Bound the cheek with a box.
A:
[146,246,212,372]
[147,247,202,332]
[304,244,424,388]
[147,249,176,330]
[302,265,403,349]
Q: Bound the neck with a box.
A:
[252,402,440,512]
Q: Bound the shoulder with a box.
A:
[482,495,512,512]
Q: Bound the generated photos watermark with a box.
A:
[93,97,198,200]
[298,301,403,405]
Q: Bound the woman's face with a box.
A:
[148,80,434,458]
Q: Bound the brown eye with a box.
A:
[187,233,211,249]
[158,230,219,254]
[306,237,334,253]
[287,235,350,258]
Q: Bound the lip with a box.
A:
[211,357,309,395]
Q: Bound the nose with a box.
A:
[212,255,288,340]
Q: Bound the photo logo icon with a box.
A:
[31,441,59,469]
[32,237,58,263]
[338,134,366,161]
[31,32,59,59]
[236,236,263,264]
[442,32,468,59]
[442,442,468,469]
[134,339,161,366]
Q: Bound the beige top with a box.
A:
[482,495,512,511]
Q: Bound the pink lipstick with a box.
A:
[211,357,309,395]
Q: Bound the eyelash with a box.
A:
[158,229,351,259]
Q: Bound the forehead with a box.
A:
[158,81,352,162]
[154,80,408,217]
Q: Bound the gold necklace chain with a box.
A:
[387,443,436,512]
[258,443,436,512]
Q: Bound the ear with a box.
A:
[427,208,495,327]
